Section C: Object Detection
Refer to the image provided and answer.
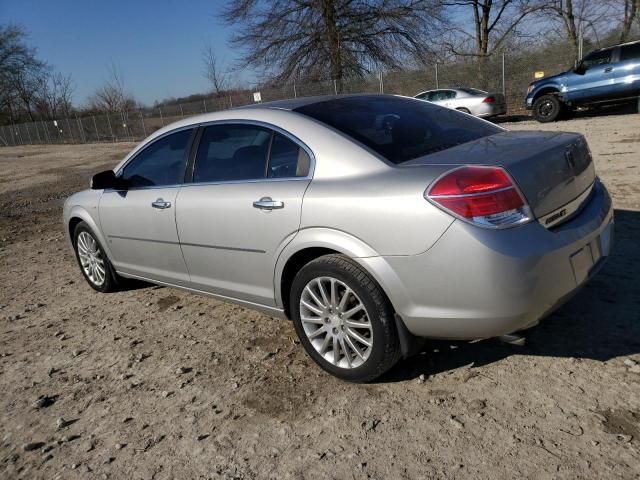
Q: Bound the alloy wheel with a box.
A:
[299,276,373,368]
[76,231,106,287]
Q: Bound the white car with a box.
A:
[414,88,507,118]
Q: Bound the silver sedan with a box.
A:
[414,87,507,117]
[63,94,613,382]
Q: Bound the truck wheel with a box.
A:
[532,94,563,123]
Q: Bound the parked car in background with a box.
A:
[64,94,613,382]
[414,88,507,118]
[526,40,640,122]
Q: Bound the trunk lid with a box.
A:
[403,130,596,219]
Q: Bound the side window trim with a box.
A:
[184,119,316,185]
[115,126,197,190]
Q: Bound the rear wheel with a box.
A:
[290,254,401,382]
[73,222,119,292]
[532,94,563,122]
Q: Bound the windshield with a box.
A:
[294,95,501,165]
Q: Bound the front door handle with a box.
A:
[253,197,284,210]
[604,67,612,73]
[151,198,172,209]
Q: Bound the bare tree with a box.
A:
[202,45,229,94]
[539,0,615,62]
[0,24,46,123]
[87,61,136,113]
[619,0,639,42]
[442,0,546,58]
[35,70,75,119]
[221,0,443,85]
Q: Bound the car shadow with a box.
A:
[493,101,639,125]
[381,208,640,383]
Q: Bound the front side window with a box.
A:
[121,129,193,188]
[294,95,501,165]
[193,124,310,183]
[581,50,612,69]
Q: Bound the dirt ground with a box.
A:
[1,111,639,480]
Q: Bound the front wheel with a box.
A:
[290,254,401,382]
[532,94,563,122]
[73,222,119,292]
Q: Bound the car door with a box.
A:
[99,127,195,285]
[615,42,640,97]
[440,90,458,108]
[176,122,312,307]
[567,48,616,102]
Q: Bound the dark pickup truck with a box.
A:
[526,40,640,122]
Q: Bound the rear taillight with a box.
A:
[482,96,495,103]
[426,166,533,228]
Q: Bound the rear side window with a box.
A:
[294,95,501,165]
[121,129,193,188]
[193,124,311,182]
[193,124,271,183]
[268,132,310,178]
[620,43,640,61]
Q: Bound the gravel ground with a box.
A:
[1,111,639,480]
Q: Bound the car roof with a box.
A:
[235,93,386,111]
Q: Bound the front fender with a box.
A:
[63,201,114,263]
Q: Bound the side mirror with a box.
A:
[91,170,125,190]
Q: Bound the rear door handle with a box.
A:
[151,198,172,209]
[604,67,612,73]
[253,197,284,210]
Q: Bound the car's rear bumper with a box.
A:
[359,180,613,339]
[474,103,507,118]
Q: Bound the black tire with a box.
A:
[532,94,563,123]
[290,254,401,382]
[73,221,120,293]
[456,107,471,114]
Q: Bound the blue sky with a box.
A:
[1,0,250,106]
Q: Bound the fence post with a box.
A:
[25,123,32,144]
[229,96,233,108]
[159,107,164,126]
[15,124,24,145]
[106,114,114,141]
[76,115,84,143]
[139,111,147,137]
[41,121,49,144]
[502,53,506,97]
[92,116,99,142]
[293,84,297,98]
[333,79,338,95]
[179,104,184,118]
[34,121,42,143]
[203,99,207,113]
[435,63,439,89]
[65,118,74,143]
[379,71,384,93]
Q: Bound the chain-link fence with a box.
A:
[0,52,574,147]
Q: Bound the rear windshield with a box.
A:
[457,87,487,96]
[294,95,501,164]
